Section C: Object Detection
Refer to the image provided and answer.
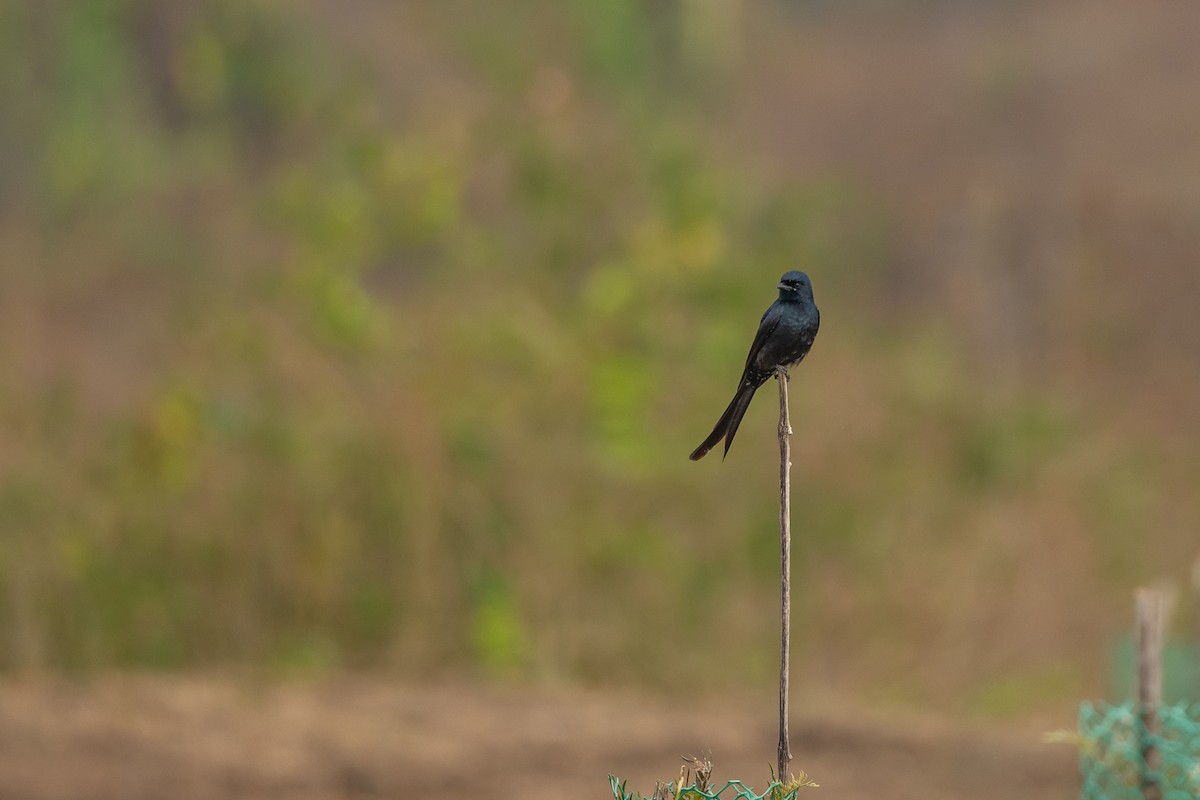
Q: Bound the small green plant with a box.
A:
[610,754,816,800]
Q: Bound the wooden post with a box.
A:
[776,370,792,784]
[1135,588,1165,800]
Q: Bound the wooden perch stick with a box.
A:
[776,369,793,784]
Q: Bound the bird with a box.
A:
[689,271,820,461]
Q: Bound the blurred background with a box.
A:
[2,0,1199,748]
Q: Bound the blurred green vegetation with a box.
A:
[0,1,1195,714]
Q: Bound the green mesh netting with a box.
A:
[1079,702,1200,800]
[609,775,805,800]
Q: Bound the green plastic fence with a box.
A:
[609,774,804,800]
[1078,702,1200,800]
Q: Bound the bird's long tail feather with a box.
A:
[689,380,760,461]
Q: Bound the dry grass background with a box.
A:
[0,0,1197,749]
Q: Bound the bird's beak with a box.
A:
[777,283,791,290]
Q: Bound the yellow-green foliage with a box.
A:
[0,2,1194,711]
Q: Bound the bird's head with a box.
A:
[777,270,813,299]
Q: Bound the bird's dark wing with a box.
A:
[739,305,781,379]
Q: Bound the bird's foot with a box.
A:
[774,366,791,382]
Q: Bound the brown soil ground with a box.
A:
[0,677,1078,800]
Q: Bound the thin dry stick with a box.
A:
[776,370,792,784]
[1135,588,1165,800]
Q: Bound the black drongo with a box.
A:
[689,271,820,461]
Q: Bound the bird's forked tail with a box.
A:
[688,379,760,461]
